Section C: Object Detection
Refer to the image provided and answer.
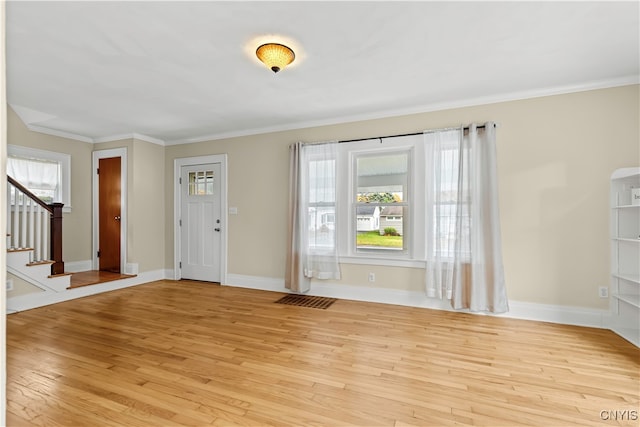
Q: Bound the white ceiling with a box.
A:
[6,1,639,145]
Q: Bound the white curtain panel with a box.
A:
[7,157,59,191]
[285,142,341,293]
[425,128,460,300]
[425,123,508,313]
[285,142,308,292]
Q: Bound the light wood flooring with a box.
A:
[6,280,640,426]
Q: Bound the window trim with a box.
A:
[7,145,71,212]
[336,136,425,265]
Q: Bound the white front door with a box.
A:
[180,163,222,282]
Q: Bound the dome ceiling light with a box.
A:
[255,43,295,73]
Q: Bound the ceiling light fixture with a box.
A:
[256,43,295,73]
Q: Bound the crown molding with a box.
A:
[19,125,167,146]
[93,132,165,146]
[164,75,640,145]
[25,124,94,143]
[14,76,639,147]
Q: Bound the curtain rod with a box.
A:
[338,123,496,144]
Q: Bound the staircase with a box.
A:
[6,174,68,293]
[6,246,70,292]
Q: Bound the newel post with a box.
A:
[49,202,65,275]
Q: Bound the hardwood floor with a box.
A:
[68,270,136,289]
[6,280,639,426]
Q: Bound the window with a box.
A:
[333,135,426,265]
[188,170,214,195]
[307,156,337,251]
[432,142,470,259]
[353,151,409,254]
[7,145,71,212]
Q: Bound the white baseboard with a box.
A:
[225,274,610,329]
[7,269,166,313]
[65,260,93,273]
[125,263,139,275]
[8,270,610,330]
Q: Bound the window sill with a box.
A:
[339,255,426,269]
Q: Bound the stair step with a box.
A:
[27,260,54,267]
[49,272,72,279]
[7,247,34,253]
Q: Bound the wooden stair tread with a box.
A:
[27,260,54,266]
[7,248,34,253]
[49,272,73,278]
[69,271,136,289]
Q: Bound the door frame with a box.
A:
[174,154,228,283]
[92,148,128,272]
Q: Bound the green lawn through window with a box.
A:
[356,231,403,248]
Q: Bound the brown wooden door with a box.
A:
[98,157,121,273]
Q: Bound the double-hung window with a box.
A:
[431,137,470,260]
[353,150,410,254]
[335,135,425,265]
[306,154,337,252]
[7,145,71,212]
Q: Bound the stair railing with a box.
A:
[6,175,64,275]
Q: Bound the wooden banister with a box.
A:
[49,202,64,275]
[7,175,52,213]
[7,175,64,275]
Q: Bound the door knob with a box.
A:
[115,216,121,221]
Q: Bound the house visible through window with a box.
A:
[7,145,71,211]
[289,133,432,265]
[354,151,409,254]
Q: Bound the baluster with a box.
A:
[28,199,35,260]
[13,189,20,248]
[20,188,27,249]
[42,209,49,260]
[27,199,36,256]
[6,182,12,248]
[35,204,42,261]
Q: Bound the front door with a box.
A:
[98,157,121,273]
[180,163,221,282]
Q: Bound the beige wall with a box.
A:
[6,272,43,298]
[164,85,639,310]
[131,138,165,272]
[94,138,165,272]
[6,85,639,310]
[8,115,166,273]
[7,107,93,263]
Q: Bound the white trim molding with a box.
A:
[164,77,640,145]
[173,154,228,284]
[93,133,165,146]
[65,260,93,273]
[225,274,611,329]
[92,148,128,272]
[6,269,166,313]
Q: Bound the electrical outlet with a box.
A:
[368,272,375,283]
[598,286,609,298]
[6,279,13,291]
